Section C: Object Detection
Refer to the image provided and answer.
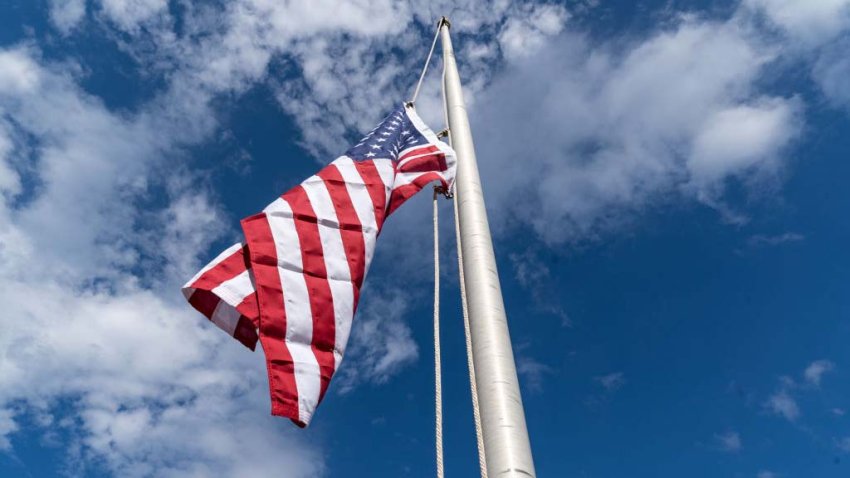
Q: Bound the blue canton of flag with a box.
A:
[346,105,430,162]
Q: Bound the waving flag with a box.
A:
[182,104,456,427]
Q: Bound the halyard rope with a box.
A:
[433,189,445,478]
[409,18,443,105]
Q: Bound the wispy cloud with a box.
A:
[765,388,801,422]
[517,355,556,393]
[585,372,626,408]
[509,249,572,326]
[763,359,837,422]
[803,359,835,387]
[715,430,743,453]
[747,232,806,247]
[595,372,626,392]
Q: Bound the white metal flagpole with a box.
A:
[438,17,537,478]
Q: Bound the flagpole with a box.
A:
[439,17,536,478]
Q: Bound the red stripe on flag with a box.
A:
[233,316,259,350]
[398,144,439,162]
[282,186,338,403]
[387,172,447,215]
[188,289,220,319]
[318,165,367,303]
[353,160,388,230]
[397,152,447,174]
[241,212,301,421]
[188,245,250,291]
[236,292,260,328]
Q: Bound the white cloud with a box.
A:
[0,281,324,477]
[499,3,570,59]
[98,0,169,32]
[813,37,850,109]
[765,389,800,421]
[715,430,743,453]
[49,0,87,34]
[804,359,835,387]
[474,14,802,242]
[0,121,21,198]
[688,99,800,188]
[763,360,835,423]
[747,232,805,247]
[0,47,170,281]
[744,0,850,45]
[49,0,170,34]
[595,372,625,392]
[0,409,17,451]
[0,48,41,94]
[743,0,850,110]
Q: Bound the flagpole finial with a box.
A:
[439,16,451,29]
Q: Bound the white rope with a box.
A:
[415,18,447,478]
[453,190,489,478]
[433,190,444,478]
[418,16,487,476]
[438,34,488,474]
[409,19,443,105]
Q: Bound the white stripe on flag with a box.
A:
[392,170,449,190]
[183,242,243,288]
[211,269,254,307]
[210,299,241,335]
[265,197,322,424]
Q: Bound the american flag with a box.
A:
[182,104,456,427]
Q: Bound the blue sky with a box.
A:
[0,1,849,477]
